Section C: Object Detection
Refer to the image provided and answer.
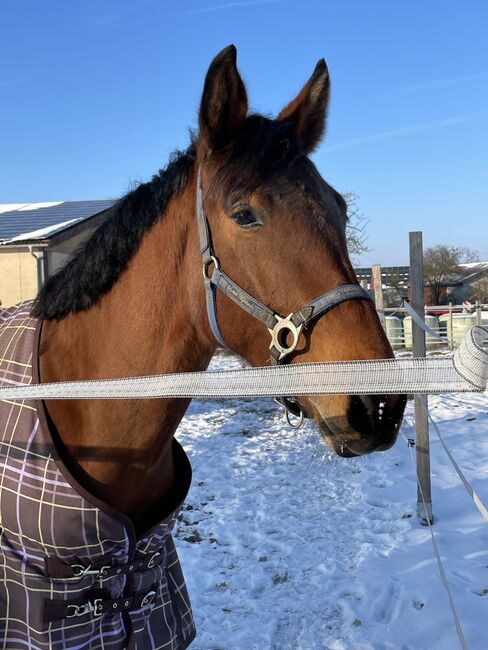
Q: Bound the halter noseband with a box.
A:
[196,167,374,426]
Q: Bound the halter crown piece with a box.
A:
[196,167,374,427]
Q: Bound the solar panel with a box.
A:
[0,200,115,241]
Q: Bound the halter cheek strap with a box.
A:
[196,167,374,424]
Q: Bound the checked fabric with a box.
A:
[0,302,196,649]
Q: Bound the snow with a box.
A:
[0,204,31,214]
[174,350,488,649]
[459,262,488,269]
[0,202,62,214]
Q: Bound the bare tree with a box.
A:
[387,271,408,295]
[344,191,369,261]
[471,274,488,303]
[458,247,480,263]
[423,245,480,305]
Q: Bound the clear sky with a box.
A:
[1,0,487,265]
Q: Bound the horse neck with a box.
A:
[39,168,215,526]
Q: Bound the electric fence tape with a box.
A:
[402,299,449,342]
[1,327,487,402]
[401,429,468,650]
[419,399,488,525]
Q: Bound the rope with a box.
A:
[401,430,469,650]
[419,399,488,524]
[0,326,487,402]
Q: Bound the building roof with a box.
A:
[0,200,115,244]
[449,261,488,284]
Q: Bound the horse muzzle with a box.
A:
[310,393,407,457]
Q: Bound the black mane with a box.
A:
[32,144,197,320]
[32,115,299,321]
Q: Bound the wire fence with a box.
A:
[379,302,488,351]
[400,395,488,650]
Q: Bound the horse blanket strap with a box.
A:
[45,550,164,580]
[196,166,373,425]
[44,586,158,623]
[0,303,196,649]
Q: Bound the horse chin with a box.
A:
[314,417,362,458]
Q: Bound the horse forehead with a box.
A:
[254,171,340,219]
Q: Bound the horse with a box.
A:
[0,46,406,649]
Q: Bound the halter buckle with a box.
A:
[268,314,303,361]
[202,255,220,280]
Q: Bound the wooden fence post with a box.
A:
[409,232,433,525]
[372,264,386,329]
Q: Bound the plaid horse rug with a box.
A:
[0,302,196,649]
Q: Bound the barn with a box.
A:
[0,200,114,307]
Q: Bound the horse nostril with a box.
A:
[357,394,388,422]
[351,394,406,435]
[358,395,376,416]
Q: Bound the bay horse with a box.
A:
[35,43,406,531]
[1,45,406,647]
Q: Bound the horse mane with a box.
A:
[32,115,300,321]
[31,143,197,320]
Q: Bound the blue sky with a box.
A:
[1,0,487,265]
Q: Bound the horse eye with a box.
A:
[232,209,258,228]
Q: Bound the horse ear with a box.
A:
[199,45,248,153]
[277,59,330,154]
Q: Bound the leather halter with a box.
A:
[196,167,374,426]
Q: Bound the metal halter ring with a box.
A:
[286,406,304,429]
[268,314,303,361]
[274,397,305,429]
[202,256,220,280]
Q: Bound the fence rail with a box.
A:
[377,302,488,351]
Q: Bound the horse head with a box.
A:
[195,45,406,456]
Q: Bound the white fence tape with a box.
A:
[402,299,448,342]
[402,432,468,650]
[419,400,488,525]
[1,327,487,401]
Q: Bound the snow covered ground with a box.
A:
[174,351,488,650]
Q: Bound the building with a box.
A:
[354,266,410,306]
[354,262,488,307]
[0,201,114,307]
[445,262,488,303]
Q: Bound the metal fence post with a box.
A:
[448,302,454,350]
[409,231,433,525]
[372,264,386,329]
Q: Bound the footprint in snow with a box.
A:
[367,476,393,488]
[372,579,404,624]
[365,497,390,508]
